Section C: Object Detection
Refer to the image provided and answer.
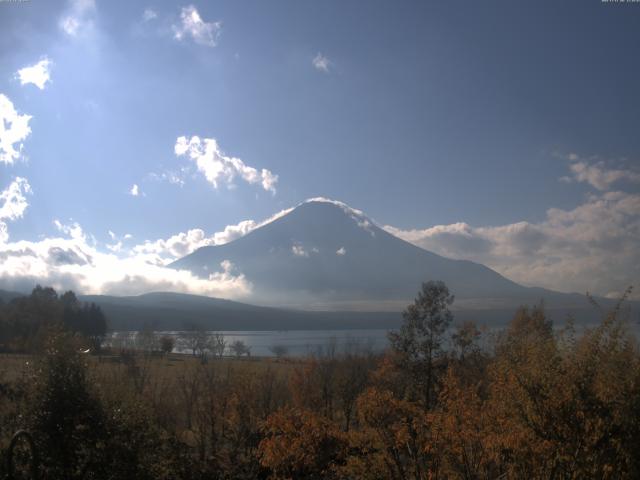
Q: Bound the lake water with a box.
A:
[110,329,392,357]
[109,321,640,357]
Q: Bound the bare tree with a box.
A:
[230,340,250,358]
[110,331,133,352]
[268,344,289,359]
[179,326,209,357]
[207,332,227,359]
[136,325,158,353]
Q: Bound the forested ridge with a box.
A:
[0,282,638,479]
[0,285,107,353]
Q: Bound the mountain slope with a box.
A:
[170,199,581,309]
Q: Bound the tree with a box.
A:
[136,325,157,353]
[487,292,640,478]
[507,303,552,340]
[207,332,226,359]
[387,280,454,409]
[26,328,188,480]
[335,353,371,431]
[230,340,251,358]
[269,344,289,359]
[451,321,481,360]
[0,286,108,353]
[259,407,347,479]
[345,387,437,479]
[159,335,175,355]
[84,303,107,350]
[179,326,208,357]
[434,367,499,479]
[28,328,108,479]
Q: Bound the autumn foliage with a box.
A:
[258,284,640,480]
[0,282,639,479]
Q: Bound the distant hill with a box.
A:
[79,292,403,331]
[3,288,634,332]
[0,289,24,303]
[81,291,633,332]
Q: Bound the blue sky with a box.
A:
[0,0,639,299]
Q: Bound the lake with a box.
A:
[109,329,392,357]
[108,321,640,357]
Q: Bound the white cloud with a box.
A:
[173,5,221,47]
[16,58,53,90]
[291,244,309,257]
[385,189,640,300]
[133,228,216,265]
[132,207,294,266]
[53,219,85,242]
[312,53,331,73]
[0,94,32,165]
[0,178,32,224]
[291,242,318,258]
[106,241,120,253]
[0,221,251,299]
[59,0,96,36]
[148,166,191,187]
[336,247,346,256]
[261,169,279,193]
[384,157,640,299]
[562,153,640,191]
[130,184,140,196]
[142,8,158,22]
[210,220,257,245]
[106,230,133,253]
[61,17,81,36]
[305,197,375,234]
[175,135,278,194]
[0,178,32,243]
[570,161,640,191]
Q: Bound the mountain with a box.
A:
[4,199,634,330]
[169,199,616,315]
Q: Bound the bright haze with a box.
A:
[0,0,638,305]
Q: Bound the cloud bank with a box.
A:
[0,221,251,299]
[385,157,640,299]
[132,207,293,266]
